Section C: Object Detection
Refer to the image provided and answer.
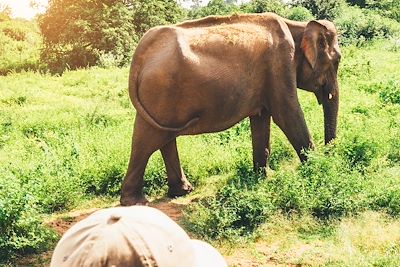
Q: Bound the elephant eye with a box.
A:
[318,35,327,50]
[319,38,325,49]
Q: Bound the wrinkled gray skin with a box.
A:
[121,13,341,205]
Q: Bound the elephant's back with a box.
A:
[128,14,296,135]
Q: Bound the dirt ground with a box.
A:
[17,200,293,267]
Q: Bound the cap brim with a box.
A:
[191,240,227,267]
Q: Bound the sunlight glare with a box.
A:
[0,0,48,20]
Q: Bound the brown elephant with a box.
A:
[121,13,341,205]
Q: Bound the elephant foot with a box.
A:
[253,166,266,177]
[120,195,149,206]
[167,182,193,198]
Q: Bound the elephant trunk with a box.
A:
[322,81,339,144]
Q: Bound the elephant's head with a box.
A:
[297,20,341,144]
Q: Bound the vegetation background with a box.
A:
[0,0,399,265]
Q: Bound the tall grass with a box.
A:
[183,40,400,242]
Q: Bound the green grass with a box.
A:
[0,40,399,264]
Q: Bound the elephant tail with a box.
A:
[129,67,200,132]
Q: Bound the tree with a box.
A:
[187,0,239,19]
[39,0,184,73]
[132,0,184,37]
[365,0,400,22]
[0,4,11,21]
[295,0,345,20]
[241,0,288,16]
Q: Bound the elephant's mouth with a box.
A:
[314,88,324,105]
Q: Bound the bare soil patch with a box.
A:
[17,199,291,266]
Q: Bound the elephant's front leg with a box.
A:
[250,109,271,173]
[161,138,193,198]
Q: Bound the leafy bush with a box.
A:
[184,148,369,241]
[269,149,368,218]
[364,0,400,22]
[0,19,42,75]
[388,136,400,164]
[286,6,315,21]
[187,0,240,19]
[335,5,400,45]
[241,0,288,16]
[0,177,56,260]
[379,79,400,104]
[295,0,346,20]
[184,175,274,240]
[339,135,378,169]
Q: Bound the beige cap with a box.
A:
[50,206,227,267]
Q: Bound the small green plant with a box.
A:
[379,79,400,104]
[184,180,274,240]
[0,178,56,260]
[339,135,378,169]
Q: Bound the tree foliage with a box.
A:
[187,0,239,19]
[286,6,314,21]
[0,4,11,22]
[132,0,185,37]
[39,0,184,73]
[346,0,400,22]
[364,0,400,22]
[295,0,346,20]
[241,0,288,16]
[0,19,42,75]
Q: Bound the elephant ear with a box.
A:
[301,21,328,69]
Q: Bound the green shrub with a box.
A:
[77,143,128,197]
[379,79,400,104]
[0,177,56,261]
[286,6,315,21]
[241,0,288,16]
[184,180,274,240]
[388,136,400,164]
[184,148,370,241]
[368,175,400,216]
[339,135,378,169]
[27,173,81,214]
[268,149,367,219]
[267,170,308,213]
[295,0,345,20]
[335,5,400,45]
[298,150,367,218]
[0,19,42,75]
[187,0,240,19]
[364,0,400,22]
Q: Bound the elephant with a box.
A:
[120,12,341,206]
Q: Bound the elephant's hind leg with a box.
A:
[161,139,193,198]
[121,115,173,206]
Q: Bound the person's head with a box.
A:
[51,206,227,267]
